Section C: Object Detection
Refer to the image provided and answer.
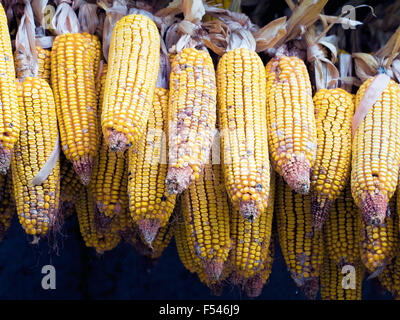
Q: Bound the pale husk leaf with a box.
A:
[15,0,39,80]
[76,0,99,34]
[51,1,81,35]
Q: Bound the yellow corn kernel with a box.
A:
[174,203,230,294]
[11,77,60,237]
[60,154,83,217]
[89,66,128,218]
[36,46,51,83]
[265,55,316,195]
[311,89,354,228]
[51,33,99,185]
[217,47,270,219]
[166,48,217,195]
[0,172,14,241]
[351,76,400,226]
[0,3,19,174]
[181,163,231,281]
[360,192,399,273]
[379,254,400,297]
[75,188,120,253]
[102,14,160,152]
[229,172,275,285]
[275,176,323,299]
[320,254,364,300]
[324,185,361,266]
[129,87,176,245]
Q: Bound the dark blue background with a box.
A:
[0,215,393,299]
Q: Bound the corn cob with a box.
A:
[217,47,270,219]
[360,193,399,274]
[36,46,51,83]
[141,220,175,260]
[320,255,364,300]
[90,66,128,218]
[378,255,400,297]
[166,48,217,195]
[0,3,19,174]
[311,88,354,228]
[351,76,400,226]
[60,154,83,205]
[0,172,14,241]
[75,188,120,253]
[275,176,323,299]
[265,55,317,195]
[11,77,60,236]
[60,154,83,218]
[128,87,176,245]
[174,209,229,294]
[181,163,231,281]
[81,32,101,82]
[229,172,275,286]
[51,32,99,185]
[231,235,275,298]
[101,14,160,152]
[324,185,361,266]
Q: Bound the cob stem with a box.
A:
[166,166,193,195]
[73,155,93,186]
[138,218,161,248]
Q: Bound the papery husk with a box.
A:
[157,0,208,54]
[15,0,38,80]
[31,0,54,49]
[353,26,400,83]
[51,0,81,35]
[304,27,339,91]
[202,6,258,55]
[338,51,356,92]
[31,0,48,31]
[97,0,127,62]
[74,0,99,35]
[254,0,328,54]
[351,27,400,135]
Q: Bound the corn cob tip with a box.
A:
[208,281,224,296]
[138,219,161,248]
[360,191,387,226]
[166,167,193,195]
[244,274,265,298]
[107,129,128,152]
[203,259,224,282]
[300,277,319,300]
[239,199,259,220]
[311,196,332,230]
[281,156,310,194]
[0,148,11,175]
[73,157,93,185]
